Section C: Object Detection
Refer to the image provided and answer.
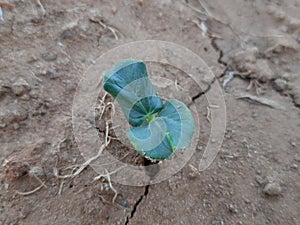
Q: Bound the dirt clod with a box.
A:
[232,48,258,65]
[11,78,31,96]
[263,182,282,196]
[287,17,300,30]
[41,52,58,62]
[274,78,288,92]
[266,5,286,21]
[2,155,35,181]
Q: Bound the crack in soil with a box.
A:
[124,35,229,225]
[125,185,149,225]
[190,80,214,103]
[190,36,229,103]
[289,93,300,109]
[210,37,228,70]
[209,36,300,110]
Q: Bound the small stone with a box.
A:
[228,204,238,213]
[60,29,73,40]
[243,198,251,204]
[29,166,45,177]
[294,155,300,162]
[38,70,60,79]
[12,123,20,130]
[0,105,28,127]
[0,79,9,97]
[263,182,282,196]
[274,78,288,92]
[11,78,31,96]
[120,200,128,208]
[266,5,286,20]
[29,89,39,99]
[111,6,117,14]
[20,94,31,101]
[255,175,265,185]
[255,169,262,175]
[103,183,110,191]
[10,106,28,122]
[290,164,298,170]
[27,55,38,63]
[41,52,57,61]
[287,17,300,30]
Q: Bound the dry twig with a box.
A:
[89,16,119,40]
[16,164,47,195]
[54,122,111,179]
[16,183,45,196]
[93,166,126,203]
[234,92,285,110]
[53,93,124,203]
[36,0,46,15]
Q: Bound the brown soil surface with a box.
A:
[0,1,299,224]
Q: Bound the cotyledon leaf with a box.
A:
[103,59,163,126]
[127,99,195,160]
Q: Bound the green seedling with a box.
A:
[103,59,194,160]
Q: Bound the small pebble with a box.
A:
[294,155,300,162]
[263,182,282,196]
[29,166,45,177]
[287,17,300,30]
[243,198,251,204]
[103,183,110,191]
[266,5,286,20]
[290,141,296,147]
[12,123,20,130]
[0,106,28,127]
[290,164,298,170]
[255,169,262,175]
[10,106,28,122]
[60,29,73,40]
[111,6,117,14]
[11,78,31,96]
[255,175,265,185]
[38,70,60,79]
[274,78,288,92]
[120,200,128,208]
[228,204,238,213]
[41,52,57,61]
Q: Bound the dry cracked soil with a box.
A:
[0,0,300,225]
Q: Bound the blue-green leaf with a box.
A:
[103,59,163,126]
[103,59,195,160]
[157,99,195,149]
[127,99,194,160]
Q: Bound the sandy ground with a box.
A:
[0,0,299,224]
